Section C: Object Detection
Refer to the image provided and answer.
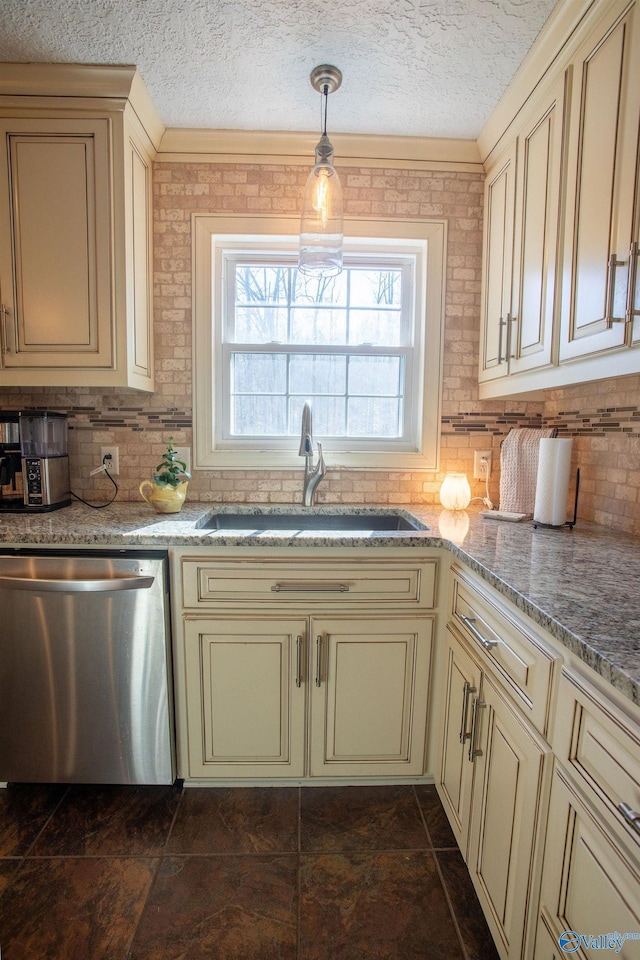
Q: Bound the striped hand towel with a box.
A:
[499,427,555,515]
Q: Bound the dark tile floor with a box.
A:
[0,781,499,960]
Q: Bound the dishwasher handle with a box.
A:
[0,574,155,593]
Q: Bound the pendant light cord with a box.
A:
[322,84,328,136]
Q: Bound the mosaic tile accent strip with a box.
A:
[545,406,640,435]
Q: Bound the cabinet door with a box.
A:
[308,616,432,777]
[0,118,114,370]
[559,0,640,361]
[436,626,481,855]
[467,672,550,960]
[538,767,640,959]
[479,144,516,383]
[509,77,565,375]
[183,617,307,778]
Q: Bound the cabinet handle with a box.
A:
[604,251,627,327]
[497,316,507,364]
[460,614,498,651]
[0,304,8,354]
[508,312,517,359]
[468,698,485,762]
[626,241,639,328]
[296,635,303,688]
[459,681,477,744]
[315,635,323,687]
[271,582,349,593]
[618,802,640,835]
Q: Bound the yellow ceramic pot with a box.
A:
[139,479,189,514]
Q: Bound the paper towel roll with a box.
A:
[533,438,573,526]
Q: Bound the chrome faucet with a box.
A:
[299,401,326,507]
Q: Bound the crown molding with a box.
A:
[478,0,603,162]
[0,62,165,151]
[157,127,482,170]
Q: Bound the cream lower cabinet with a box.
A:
[535,666,640,958]
[182,614,432,780]
[438,626,551,960]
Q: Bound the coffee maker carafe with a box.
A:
[19,411,71,511]
[0,413,24,509]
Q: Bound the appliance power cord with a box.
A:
[70,456,118,509]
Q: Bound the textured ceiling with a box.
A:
[0,0,559,139]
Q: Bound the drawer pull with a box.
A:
[468,698,486,762]
[271,582,350,593]
[296,635,303,688]
[618,802,640,835]
[459,681,477,744]
[315,635,323,687]
[460,614,498,651]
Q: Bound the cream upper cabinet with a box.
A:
[479,144,516,383]
[0,118,114,372]
[559,0,640,363]
[0,70,156,390]
[480,77,565,385]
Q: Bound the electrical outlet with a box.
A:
[174,446,191,475]
[473,449,492,480]
[100,445,120,476]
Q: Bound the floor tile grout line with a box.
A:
[431,847,474,960]
[297,786,302,960]
[411,783,435,850]
[20,784,71,859]
[122,855,164,960]
[160,780,186,853]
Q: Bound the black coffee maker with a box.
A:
[0,412,24,509]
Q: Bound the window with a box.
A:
[193,216,446,470]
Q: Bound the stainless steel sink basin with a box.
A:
[196,509,427,533]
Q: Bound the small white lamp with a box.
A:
[439,472,471,511]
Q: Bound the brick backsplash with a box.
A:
[1,159,638,534]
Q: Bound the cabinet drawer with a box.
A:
[451,567,558,735]
[553,667,640,853]
[182,559,437,609]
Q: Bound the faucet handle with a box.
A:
[316,442,326,474]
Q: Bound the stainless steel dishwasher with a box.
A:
[0,550,175,784]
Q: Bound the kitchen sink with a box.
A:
[196,509,427,533]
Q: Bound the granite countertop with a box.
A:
[0,501,639,708]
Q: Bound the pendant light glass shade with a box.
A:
[299,134,343,276]
[299,65,344,277]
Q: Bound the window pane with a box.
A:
[349,308,403,346]
[292,270,347,305]
[349,270,402,308]
[348,397,402,437]
[290,308,347,345]
[289,354,346,395]
[232,396,288,435]
[235,307,288,343]
[235,266,288,305]
[290,396,346,436]
[232,352,286,394]
[349,356,402,396]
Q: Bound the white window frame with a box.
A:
[193,215,446,471]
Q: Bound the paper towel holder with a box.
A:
[532,468,580,530]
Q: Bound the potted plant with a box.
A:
[139,437,192,513]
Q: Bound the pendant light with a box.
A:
[299,64,344,277]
